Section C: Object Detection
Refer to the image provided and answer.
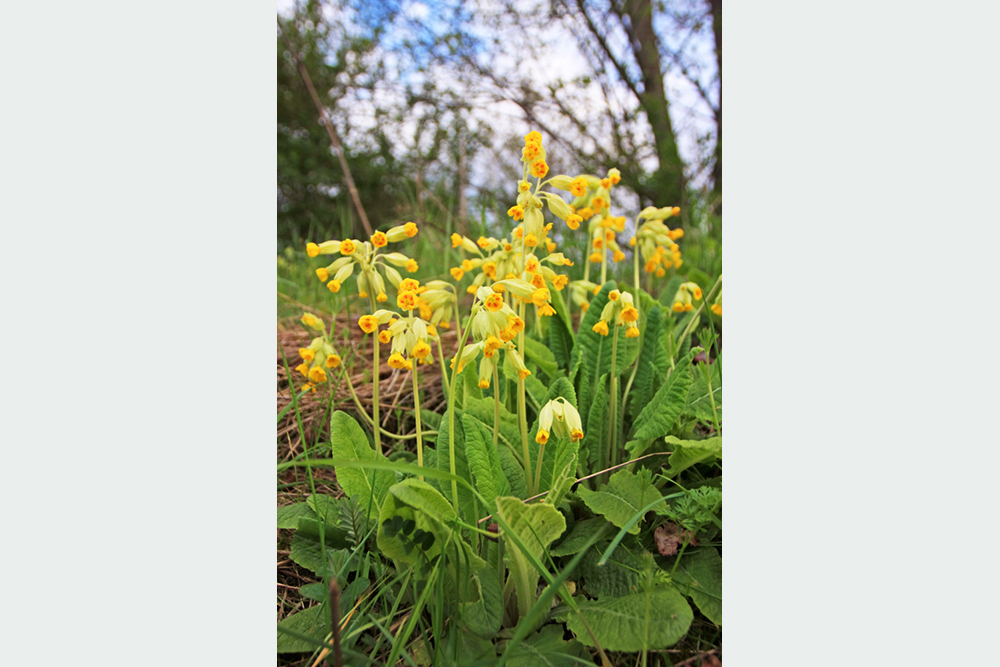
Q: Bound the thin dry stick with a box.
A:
[277,18,373,236]
[673,649,718,667]
[478,451,673,524]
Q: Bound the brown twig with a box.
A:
[673,648,718,667]
[277,17,373,236]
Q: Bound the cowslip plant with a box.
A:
[279,130,723,665]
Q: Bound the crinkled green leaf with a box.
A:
[629,305,669,421]
[565,586,693,651]
[581,373,608,471]
[461,570,504,639]
[522,335,560,379]
[576,469,666,535]
[673,547,722,626]
[503,624,585,667]
[277,502,314,529]
[686,362,722,424]
[631,349,699,441]
[463,414,511,509]
[551,518,611,557]
[497,496,566,619]
[577,538,645,598]
[663,436,722,477]
[277,605,328,653]
[329,411,395,519]
[289,524,356,577]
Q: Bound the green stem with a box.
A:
[600,246,607,285]
[412,363,424,480]
[493,363,501,448]
[364,269,381,452]
[516,302,533,496]
[447,309,475,511]
[435,336,450,402]
[608,323,620,470]
[533,435,546,499]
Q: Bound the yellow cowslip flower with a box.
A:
[306,243,320,257]
[482,261,497,279]
[387,352,411,370]
[531,160,549,178]
[326,354,341,368]
[315,267,329,281]
[327,280,341,293]
[531,288,550,307]
[525,255,540,273]
[672,302,686,313]
[301,313,324,331]
[525,130,542,145]
[477,236,490,249]
[451,233,462,248]
[308,366,327,384]
[569,176,588,197]
[593,320,610,336]
[483,336,503,358]
[566,214,582,230]
[461,259,474,272]
[621,306,638,323]
[535,428,549,445]
[385,221,418,242]
[522,142,541,162]
[645,260,658,273]
[655,268,666,277]
[450,267,465,281]
[484,293,504,312]
[613,250,625,262]
[609,290,620,301]
[426,324,438,337]
[625,327,640,338]
[398,291,418,311]
[378,330,392,344]
[580,300,589,312]
[592,196,607,211]
[513,226,523,239]
[406,259,418,272]
[301,382,316,393]
[509,316,525,334]
[518,180,531,193]
[412,340,431,360]
[398,278,420,292]
[340,239,357,255]
[530,273,546,289]
[546,241,556,253]
[711,303,722,316]
[295,362,309,377]
[608,168,621,185]
[507,205,525,221]
[538,303,555,317]
[577,207,595,220]
[551,275,569,291]
[358,314,379,334]
[371,231,388,247]
[377,292,387,303]
[593,238,603,250]
[299,348,315,363]
[589,252,602,264]
[524,233,538,247]
[601,178,611,189]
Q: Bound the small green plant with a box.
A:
[278,131,722,665]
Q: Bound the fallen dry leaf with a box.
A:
[654,522,699,556]
[701,653,721,667]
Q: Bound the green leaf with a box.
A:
[497,496,567,619]
[548,280,575,343]
[329,411,395,519]
[658,275,684,310]
[581,373,608,471]
[524,373,548,411]
[565,586,693,651]
[522,336,560,379]
[463,414,511,509]
[663,436,722,477]
[462,396,521,455]
[389,477,456,521]
[686,362,722,424]
[546,305,574,370]
[434,410,476,521]
[577,538,644,598]
[461,570,504,639]
[277,605,328,653]
[525,377,581,498]
[629,305,669,421]
[577,469,666,534]
[672,547,722,626]
[551,518,611,557]
[573,282,630,426]
[502,624,585,667]
[631,349,699,441]
[498,445,528,499]
[454,361,482,410]
[277,502,314,529]
[289,523,356,577]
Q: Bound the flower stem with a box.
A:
[412,363,424,480]
[608,323,620,471]
[447,309,475,511]
[516,301,533,496]
[492,363,500,448]
[365,274,382,452]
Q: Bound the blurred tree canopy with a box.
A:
[277,0,721,248]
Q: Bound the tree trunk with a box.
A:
[710,0,722,209]
[622,0,686,208]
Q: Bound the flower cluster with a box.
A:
[306,222,419,300]
[670,282,703,313]
[633,207,684,277]
[536,398,584,444]
[711,291,722,316]
[295,312,342,392]
[592,289,640,339]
